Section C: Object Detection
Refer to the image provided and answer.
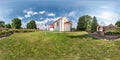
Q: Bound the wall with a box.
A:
[64,24,72,31]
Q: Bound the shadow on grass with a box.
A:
[68,34,95,39]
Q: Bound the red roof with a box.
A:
[64,21,72,24]
[49,24,54,28]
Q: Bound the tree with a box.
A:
[5,24,11,28]
[27,20,37,29]
[91,16,99,32]
[115,20,120,27]
[0,21,5,27]
[12,18,22,29]
[77,15,92,31]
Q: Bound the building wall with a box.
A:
[54,21,60,31]
[53,17,72,32]
[60,19,65,31]
[64,24,72,31]
[49,28,54,31]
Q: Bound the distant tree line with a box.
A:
[0,16,120,31]
[0,18,37,29]
[115,20,120,27]
[77,15,98,32]
[77,15,120,32]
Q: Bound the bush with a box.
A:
[105,30,120,35]
[13,29,35,33]
[0,30,13,35]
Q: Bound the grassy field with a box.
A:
[0,31,120,60]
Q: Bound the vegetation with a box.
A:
[91,16,98,32]
[0,21,5,27]
[5,24,12,28]
[0,30,13,35]
[115,20,120,27]
[27,20,37,29]
[12,18,22,29]
[0,31,120,60]
[105,30,120,35]
[77,15,92,31]
[13,29,37,33]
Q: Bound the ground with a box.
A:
[0,31,120,60]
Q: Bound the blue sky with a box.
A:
[0,0,120,29]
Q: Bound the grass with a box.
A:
[0,31,120,60]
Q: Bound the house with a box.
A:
[97,24,120,32]
[48,24,54,31]
[97,24,120,36]
[48,17,72,31]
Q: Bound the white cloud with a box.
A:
[21,22,27,28]
[24,9,38,18]
[89,11,119,26]
[67,11,79,28]
[32,12,38,15]
[18,16,23,20]
[24,14,31,18]
[36,17,60,29]
[47,13,56,16]
[24,10,33,18]
[40,18,43,20]
[68,11,76,17]
[39,11,45,14]
[0,8,13,23]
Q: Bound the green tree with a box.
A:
[5,24,11,28]
[77,15,92,31]
[91,16,99,32]
[12,18,22,29]
[27,20,37,29]
[115,20,120,27]
[0,21,5,27]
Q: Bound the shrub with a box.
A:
[13,29,20,33]
[0,30,13,35]
[105,30,120,35]
[13,29,35,33]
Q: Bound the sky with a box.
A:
[0,0,120,29]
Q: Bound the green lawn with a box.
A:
[0,31,120,60]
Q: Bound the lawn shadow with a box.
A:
[68,34,96,39]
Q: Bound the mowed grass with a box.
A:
[0,31,120,60]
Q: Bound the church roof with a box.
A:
[49,24,54,28]
[64,21,72,24]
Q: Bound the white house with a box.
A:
[48,24,54,31]
[49,17,72,31]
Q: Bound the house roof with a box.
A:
[64,21,72,24]
[102,24,117,31]
[49,24,54,28]
[54,17,67,23]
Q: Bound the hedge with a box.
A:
[0,30,13,35]
[105,30,120,35]
[13,29,36,33]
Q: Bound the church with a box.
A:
[48,17,72,31]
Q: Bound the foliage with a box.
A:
[0,30,13,35]
[105,30,120,35]
[91,16,99,32]
[71,28,76,31]
[5,24,12,28]
[0,31,120,60]
[115,20,120,27]
[77,15,92,31]
[0,21,5,27]
[27,20,37,29]
[12,18,22,29]
[13,29,36,33]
